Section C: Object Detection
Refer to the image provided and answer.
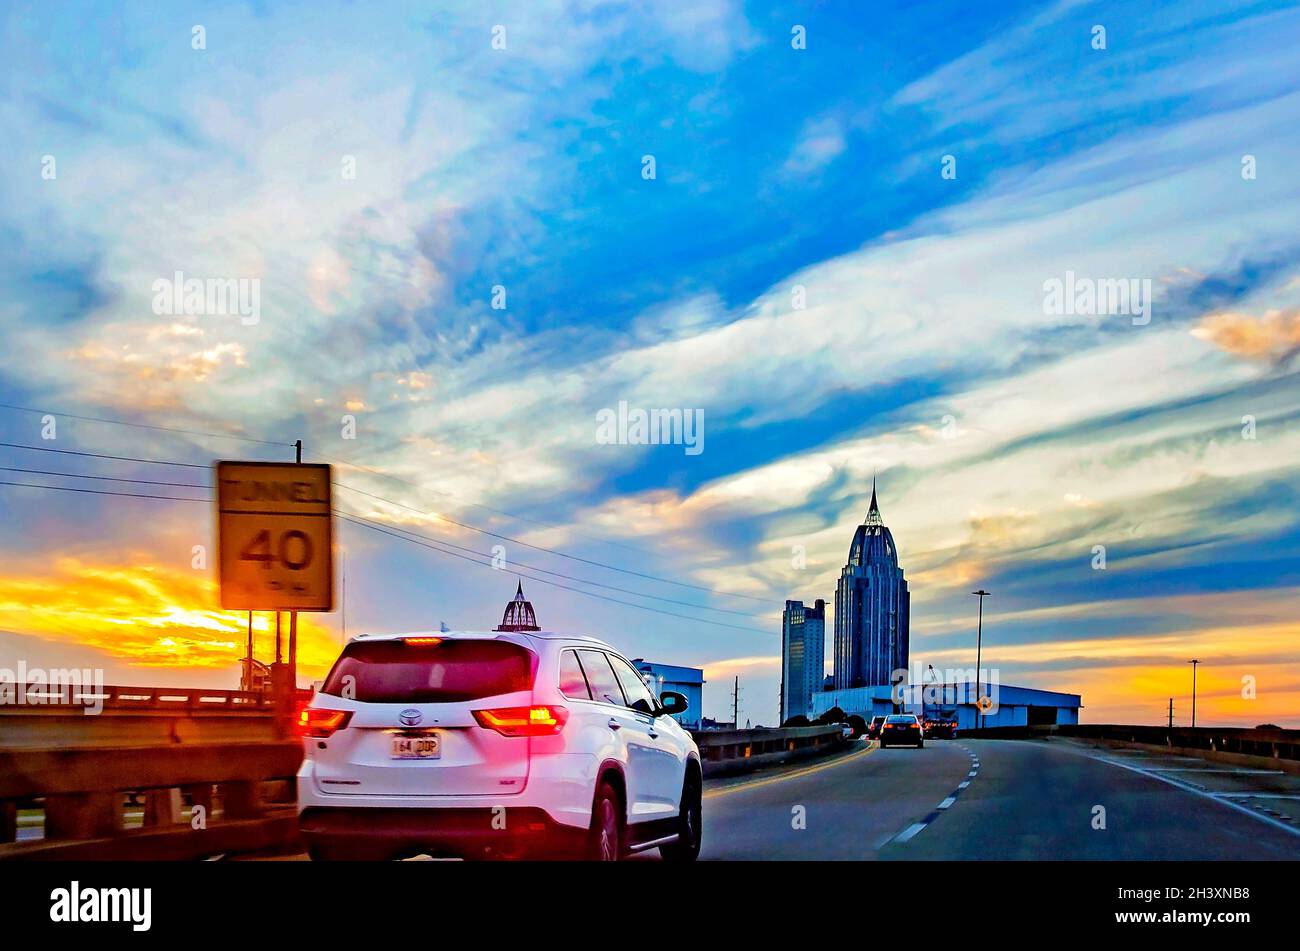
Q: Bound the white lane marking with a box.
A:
[895,822,928,843]
[968,770,977,777]
[1086,753,1300,840]
[958,780,970,789]
[1217,792,1300,800]
[937,797,956,809]
[1149,768,1283,775]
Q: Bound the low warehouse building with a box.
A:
[811,682,1081,730]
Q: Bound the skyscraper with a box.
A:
[834,482,909,689]
[781,598,825,722]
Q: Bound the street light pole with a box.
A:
[1189,659,1200,728]
[972,590,990,731]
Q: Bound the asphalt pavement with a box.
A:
[699,737,1300,860]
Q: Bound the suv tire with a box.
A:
[660,769,702,862]
[587,780,623,861]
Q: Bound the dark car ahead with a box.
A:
[867,715,887,740]
[878,714,924,748]
[923,718,957,739]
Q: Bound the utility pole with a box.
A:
[1189,659,1200,728]
[972,589,990,730]
[732,676,740,730]
[1168,697,1174,729]
[244,611,254,693]
[340,545,347,645]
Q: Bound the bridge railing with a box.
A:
[1,682,305,860]
[1059,724,1300,763]
[959,723,1300,772]
[690,725,847,777]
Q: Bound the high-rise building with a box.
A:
[834,481,909,689]
[781,598,826,722]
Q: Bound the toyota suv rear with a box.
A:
[297,631,703,861]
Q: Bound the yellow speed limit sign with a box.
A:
[216,461,333,611]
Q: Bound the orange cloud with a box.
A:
[1191,308,1300,363]
[0,555,341,680]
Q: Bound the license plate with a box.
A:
[391,733,440,759]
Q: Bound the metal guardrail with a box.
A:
[5,681,310,710]
[690,725,847,776]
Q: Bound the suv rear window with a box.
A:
[321,639,536,703]
[886,715,917,724]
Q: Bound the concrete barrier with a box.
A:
[955,723,1300,776]
[690,725,848,777]
[1,683,304,861]
[1056,724,1300,776]
[0,740,304,860]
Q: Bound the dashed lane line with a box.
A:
[889,742,979,844]
[896,823,928,843]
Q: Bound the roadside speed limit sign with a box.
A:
[216,461,333,611]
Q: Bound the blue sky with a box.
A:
[2,0,1299,727]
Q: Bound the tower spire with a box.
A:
[865,475,882,525]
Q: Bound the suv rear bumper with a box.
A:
[300,806,588,860]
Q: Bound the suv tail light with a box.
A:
[473,705,568,737]
[298,708,353,737]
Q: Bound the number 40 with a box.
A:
[239,529,314,570]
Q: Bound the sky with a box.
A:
[1,0,1299,728]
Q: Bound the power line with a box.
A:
[0,402,293,447]
[0,398,668,559]
[335,505,774,620]
[2,440,778,609]
[337,512,776,636]
[0,442,209,469]
[0,465,209,489]
[326,451,662,560]
[0,480,209,503]
[333,480,775,606]
[0,477,778,636]
[2,400,769,602]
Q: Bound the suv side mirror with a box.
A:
[658,691,688,717]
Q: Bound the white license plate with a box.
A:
[391,733,440,760]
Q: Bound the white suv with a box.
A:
[297,630,702,861]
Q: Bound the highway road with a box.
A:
[698,738,1300,861]
[230,736,1300,861]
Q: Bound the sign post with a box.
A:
[216,461,333,733]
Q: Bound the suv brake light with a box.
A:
[473,705,568,737]
[298,708,353,737]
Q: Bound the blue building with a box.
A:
[811,682,1082,730]
[632,659,704,730]
[781,598,826,723]
[834,482,910,688]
